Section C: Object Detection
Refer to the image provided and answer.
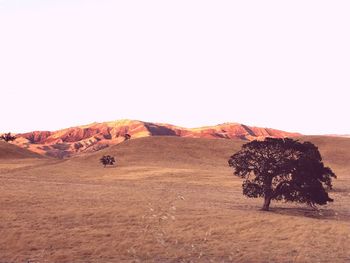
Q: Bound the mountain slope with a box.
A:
[10,119,300,158]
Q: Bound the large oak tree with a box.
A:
[228,138,336,211]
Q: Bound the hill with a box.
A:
[76,135,350,171]
[299,136,350,175]
[0,141,42,159]
[10,119,300,158]
[79,136,245,168]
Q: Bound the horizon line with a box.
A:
[1,118,348,136]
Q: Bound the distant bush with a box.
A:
[100,155,116,167]
[74,142,83,150]
[124,133,131,141]
[103,133,112,140]
[0,132,16,143]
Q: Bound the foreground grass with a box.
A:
[0,137,349,262]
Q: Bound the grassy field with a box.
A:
[0,136,349,262]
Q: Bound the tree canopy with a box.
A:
[228,138,336,211]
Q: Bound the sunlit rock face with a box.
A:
[12,119,300,158]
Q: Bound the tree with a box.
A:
[124,133,131,141]
[0,132,16,142]
[100,155,116,167]
[228,138,336,211]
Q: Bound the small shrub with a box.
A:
[100,155,116,167]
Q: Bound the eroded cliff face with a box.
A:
[11,119,300,158]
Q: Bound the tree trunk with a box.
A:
[262,176,273,211]
[262,196,272,211]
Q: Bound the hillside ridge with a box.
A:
[4,119,300,158]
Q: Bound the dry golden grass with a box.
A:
[0,137,349,262]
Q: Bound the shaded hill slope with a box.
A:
[0,141,43,159]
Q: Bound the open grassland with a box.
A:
[0,137,349,262]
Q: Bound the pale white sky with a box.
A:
[0,0,349,134]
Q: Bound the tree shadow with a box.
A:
[269,206,346,221]
[103,165,118,169]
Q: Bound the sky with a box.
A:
[0,0,349,134]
